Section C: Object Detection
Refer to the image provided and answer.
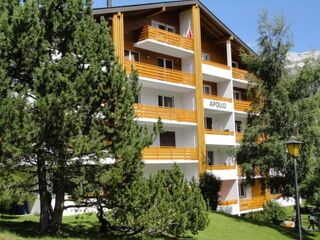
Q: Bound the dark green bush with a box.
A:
[245,201,287,225]
[199,172,222,210]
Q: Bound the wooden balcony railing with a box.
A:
[142,147,198,160]
[218,199,238,206]
[234,99,252,112]
[240,196,266,211]
[202,60,230,70]
[138,25,193,51]
[232,67,248,80]
[134,104,196,123]
[206,165,236,170]
[203,94,232,103]
[237,165,261,176]
[205,129,234,136]
[236,132,244,142]
[124,60,195,86]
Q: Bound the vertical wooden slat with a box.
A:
[112,12,124,64]
[192,5,206,175]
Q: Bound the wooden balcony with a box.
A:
[240,196,266,211]
[138,25,193,51]
[203,94,232,103]
[124,60,195,86]
[206,165,236,170]
[234,99,252,112]
[236,132,244,142]
[142,147,198,160]
[205,129,234,136]
[218,199,238,206]
[202,60,230,70]
[134,104,196,123]
[232,67,248,80]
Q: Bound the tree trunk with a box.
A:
[49,158,66,235]
[37,158,53,234]
[50,180,65,234]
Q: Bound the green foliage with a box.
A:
[199,172,222,210]
[0,0,158,234]
[102,164,209,238]
[237,11,320,200]
[246,201,287,225]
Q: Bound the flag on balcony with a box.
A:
[186,23,193,39]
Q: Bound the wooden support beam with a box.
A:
[192,5,206,175]
[146,7,166,19]
[213,35,234,45]
[112,12,124,64]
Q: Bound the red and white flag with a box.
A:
[186,23,193,39]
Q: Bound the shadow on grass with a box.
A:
[0,216,104,239]
[212,211,319,240]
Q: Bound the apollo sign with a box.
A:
[204,99,232,111]
[209,101,227,109]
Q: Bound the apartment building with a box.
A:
[93,0,293,215]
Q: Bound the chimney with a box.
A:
[107,0,112,7]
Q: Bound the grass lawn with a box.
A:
[0,211,319,240]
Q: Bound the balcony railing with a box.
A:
[202,60,230,70]
[232,68,248,80]
[206,165,236,170]
[205,129,234,136]
[236,132,244,142]
[203,94,232,103]
[138,25,193,51]
[234,99,252,112]
[218,199,238,206]
[124,60,195,86]
[142,147,198,160]
[134,104,196,123]
[240,196,266,211]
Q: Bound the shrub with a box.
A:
[199,173,222,210]
[245,201,287,225]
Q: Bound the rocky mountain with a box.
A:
[286,50,320,69]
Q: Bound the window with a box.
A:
[202,52,210,61]
[203,85,212,95]
[158,95,174,108]
[152,20,176,33]
[232,61,239,68]
[160,131,176,147]
[235,121,242,133]
[233,90,242,100]
[207,151,214,166]
[157,58,173,69]
[124,50,140,62]
[239,183,247,198]
[205,117,213,130]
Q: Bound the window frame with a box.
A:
[203,84,212,95]
[158,95,174,108]
[157,57,174,69]
[239,183,247,198]
[152,20,176,33]
[232,61,239,68]
[124,49,140,62]
[233,90,242,100]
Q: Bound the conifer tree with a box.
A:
[0,0,155,234]
[0,0,209,237]
[237,12,320,202]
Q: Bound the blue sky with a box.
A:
[93,0,320,53]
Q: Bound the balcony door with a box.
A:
[207,151,214,166]
[205,117,213,130]
[160,131,176,147]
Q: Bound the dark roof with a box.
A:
[93,0,255,55]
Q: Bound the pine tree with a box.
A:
[0,0,155,234]
[237,12,320,203]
